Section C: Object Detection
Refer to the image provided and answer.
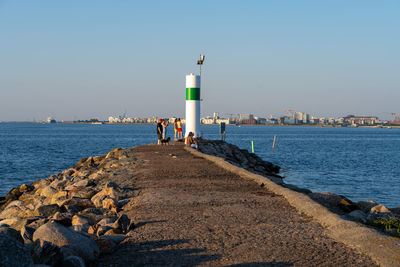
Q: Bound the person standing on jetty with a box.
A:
[176,118,183,140]
[162,119,169,140]
[174,118,178,141]
[157,119,163,145]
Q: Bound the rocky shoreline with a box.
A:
[0,147,137,266]
[0,140,399,266]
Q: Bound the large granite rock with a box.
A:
[348,210,367,223]
[0,232,34,267]
[112,214,132,234]
[34,204,61,217]
[308,192,343,207]
[32,239,63,266]
[358,200,378,213]
[0,225,24,243]
[33,222,99,262]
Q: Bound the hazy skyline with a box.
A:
[1,1,399,121]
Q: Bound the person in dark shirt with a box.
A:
[157,119,163,145]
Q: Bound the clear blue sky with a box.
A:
[1,1,399,121]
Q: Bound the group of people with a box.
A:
[156,118,198,148]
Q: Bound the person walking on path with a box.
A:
[176,118,183,139]
[174,119,178,141]
[157,119,163,145]
[162,118,169,140]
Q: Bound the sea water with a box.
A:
[0,123,399,207]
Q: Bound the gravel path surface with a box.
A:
[96,143,377,267]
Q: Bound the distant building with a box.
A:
[390,119,400,125]
[343,115,378,125]
[283,116,296,125]
[216,118,231,124]
[257,118,267,124]
[241,119,257,124]
[239,114,254,121]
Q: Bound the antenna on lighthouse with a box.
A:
[197,54,205,76]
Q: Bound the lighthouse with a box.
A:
[185,73,201,137]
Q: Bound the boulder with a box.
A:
[0,205,27,219]
[51,212,73,227]
[96,226,112,236]
[62,168,76,177]
[49,180,68,190]
[103,228,122,235]
[77,211,105,225]
[88,225,98,235]
[97,218,116,227]
[60,198,94,210]
[112,214,131,234]
[91,194,107,208]
[348,210,367,223]
[69,187,96,199]
[390,207,400,216]
[31,179,49,190]
[62,204,81,214]
[0,225,24,243]
[70,224,90,233]
[5,187,23,201]
[94,237,116,254]
[74,179,96,188]
[102,197,119,211]
[105,148,122,159]
[21,225,35,243]
[308,192,343,207]
[0,232,34,267]
[0,217,28,230]
[33,222,100,262]
[366,212,392,222]
[61,255,86,267]
[71,215,90,226]
[371,204,391,213]
[20,184,34,192]
[79,207,106,216]
[34,204,61,217]
[32,239,63,266]
[5,200,25,209]
[52,196,70,206]
[38,186,57,198]
[27,218,48,230]
[358,200,378,213]
[46,190,68,204]
[337,198,360,213]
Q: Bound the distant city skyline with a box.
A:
[1,1,399,121]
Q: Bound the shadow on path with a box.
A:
[134,220,168,229]
[228,262,293,267]
[97,239,221,267]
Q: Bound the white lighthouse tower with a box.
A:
[185,55,204,138]
[185,73,201,137]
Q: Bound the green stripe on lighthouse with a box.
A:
[186,88,200,100]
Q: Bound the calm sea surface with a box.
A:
[1,123,399,207]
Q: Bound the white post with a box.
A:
[185,73,201,137]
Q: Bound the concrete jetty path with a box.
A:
[96,143,379,266]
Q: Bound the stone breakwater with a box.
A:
[198,140,400,237]
[0,140,398,266]
[0,147,137,266]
